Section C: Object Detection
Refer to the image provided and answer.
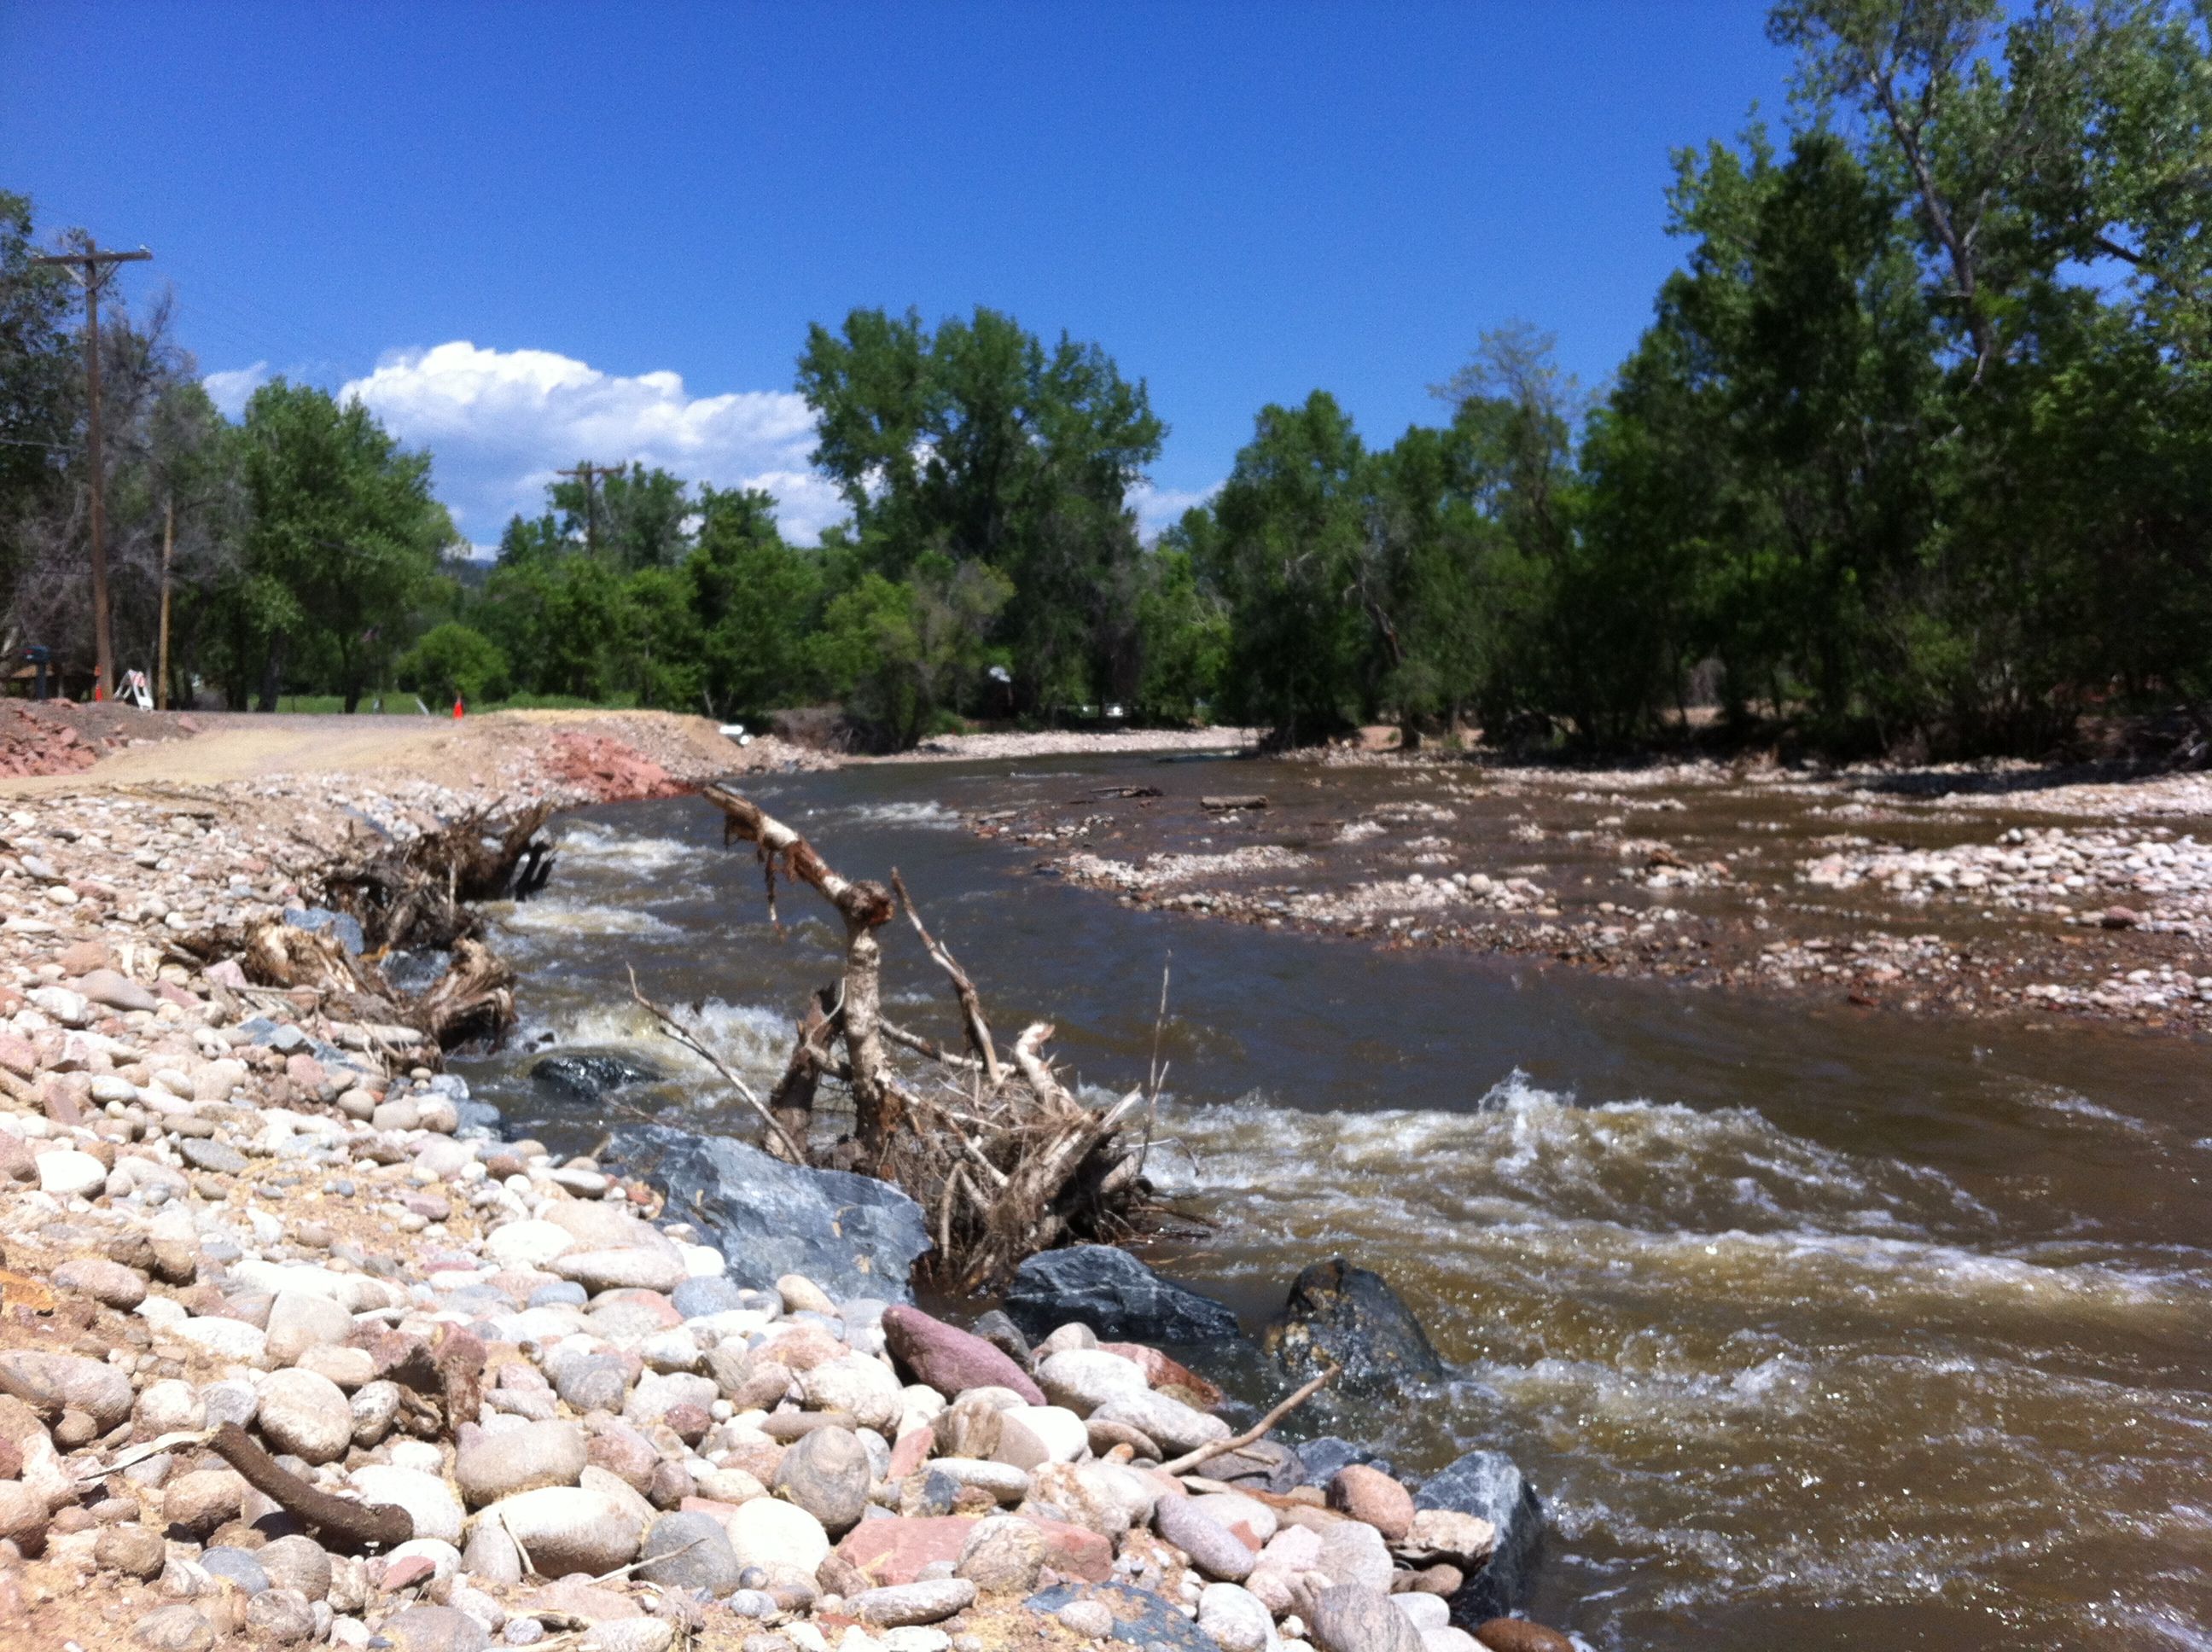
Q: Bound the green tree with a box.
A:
[810,554,1012,747]
[797,305,1163,717]
[236,381,453,711]
[1203,392,1376,744]
[398,621,509,705]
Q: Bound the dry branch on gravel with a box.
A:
[698,782,1179,1292]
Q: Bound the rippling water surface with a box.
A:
[450,759,2212,1651]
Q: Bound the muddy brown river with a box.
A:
[451,757,2212,1652]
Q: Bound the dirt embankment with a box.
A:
[0,704,827,802]
[963,747,2212,1038]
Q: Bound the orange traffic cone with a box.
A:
[452,695,464,719]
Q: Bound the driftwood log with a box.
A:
[690,783,1174,1292]
[208,1422,412,1550]
[183,804,552,1056]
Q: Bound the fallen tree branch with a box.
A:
[892,869,1004,1085]
[208,1421,413,1550]
[627,966,808,1166]
[1157,1364,1340,1475]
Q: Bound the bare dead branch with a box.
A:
[1156,1364,1340,1475]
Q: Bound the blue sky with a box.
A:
[2,3,1791,548]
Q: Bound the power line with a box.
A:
[32,240,153,701]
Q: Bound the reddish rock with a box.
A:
[1474,1620,1575,1652]
[882,1306,1045,1405]
[56,941,114,976]
[379,1555,437,1592]
[0,1037,37,1080]
[1327,1464,1414,1542]
[763,1325,847,1373]
[888,1426,934,1480]
[1099,1342,1223,1410]
[836,1515,1110,1587]
[547,734,687,803]
[0,1136,34,1184]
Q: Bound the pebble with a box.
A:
[851,1579,977,1628]
[480,1485,645,1577]
[455,1418,588,1507]
[1155,1496,1253,1582]
[255,1367,354,1463]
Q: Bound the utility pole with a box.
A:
[556,461,622,558]
[32,240,151,702]
[156,497,174,711]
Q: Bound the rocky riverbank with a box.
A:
[963,747,2212,1037]
[0,713,1563,1652]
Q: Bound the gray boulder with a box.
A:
[1003,1246,1239,1346]
[1414,1449,1545,1626]
[1260,1259,1443,1388]
[612,1125,929,1302]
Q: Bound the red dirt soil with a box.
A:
[545,730,690,801]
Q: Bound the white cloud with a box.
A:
[201,361,270,419]
[1131,480,1221,542]
[337,340,848,546]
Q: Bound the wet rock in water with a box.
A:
[530,1050,661,1103]
[1003,1245,1240,1346]
[614,1125,930,1302]
[882,1305,1045,1405]
[1261,1259,1443,1387]
[1470,1621,1573,1652]
[1024,1580,1222,1652]
[1415,1451,1545,1626]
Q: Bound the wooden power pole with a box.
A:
[156,496,174,711]
[32,240,151,702]
[557,461,622,558]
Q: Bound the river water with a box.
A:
[450,757,2212,1652]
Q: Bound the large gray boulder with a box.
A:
[612,1125,930,1301]
[1002,1246,1239,1346]
[1260,1259,1443,1388]
[1414,1450,1545,1626]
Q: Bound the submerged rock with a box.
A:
[1261,1259,1443,1387]
[531,1050,662,1102]
[1415,1449,1545,1626]
[613,1125,930,1301]
[1002,1245,1241,1346]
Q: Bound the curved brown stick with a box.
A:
[891,869,1004,1086]
[1156,1364,1339,1476]
[208,1422,413,1550]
